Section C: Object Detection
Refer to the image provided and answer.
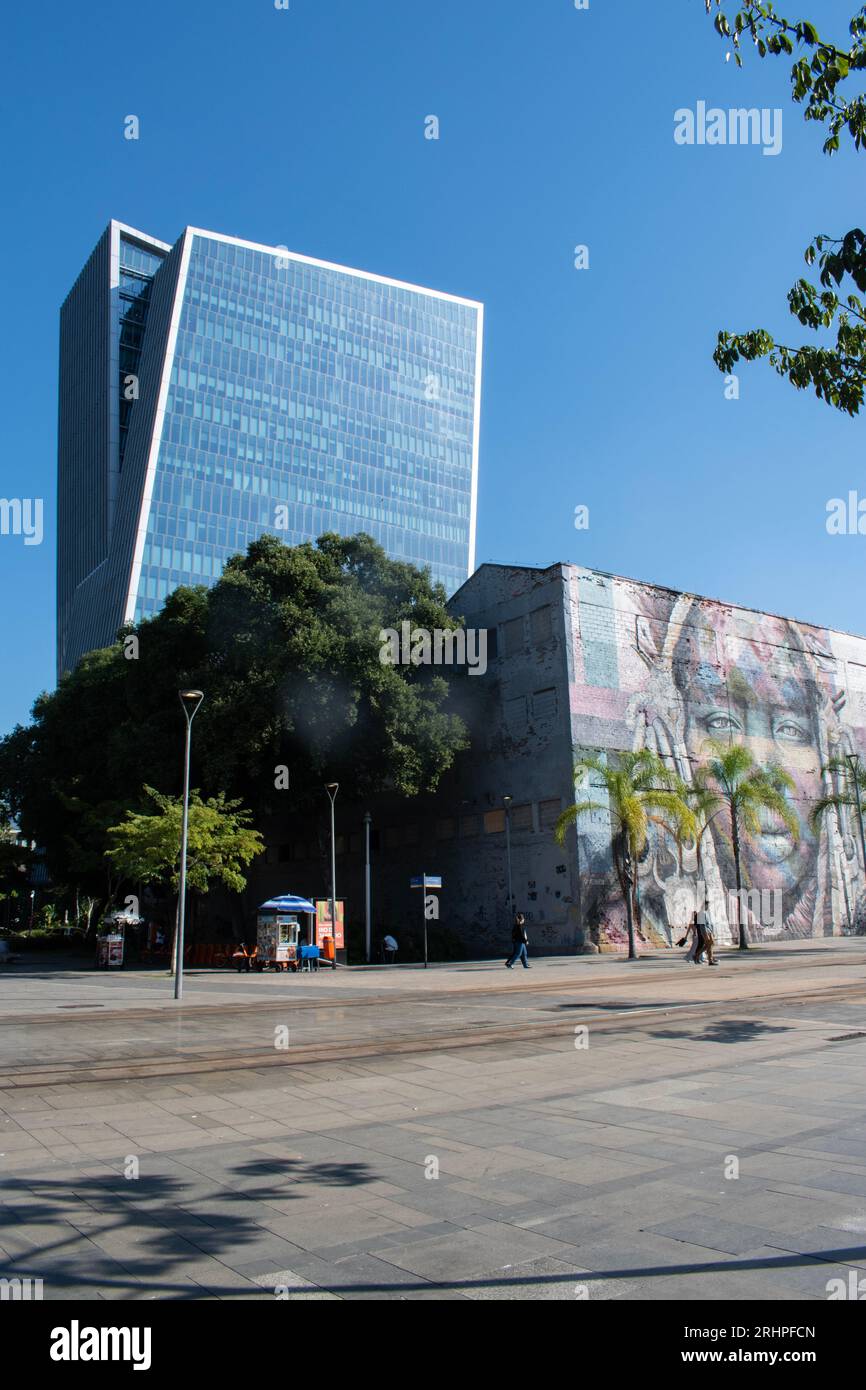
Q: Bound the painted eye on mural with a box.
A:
[773,717,810,744]
[704,711,741,734]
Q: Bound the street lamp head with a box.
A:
[178,689,204,726]
[326,782,339,793]
[503,795,513,807]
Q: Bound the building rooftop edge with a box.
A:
[455,560,866,647]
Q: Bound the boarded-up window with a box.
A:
[404,824,420,845]
[504,695,526,727]
[504,616,524,656]
[532,687,557,720]
[384,827,401,849]
[539,798,562,830]
[484,809,506,834]
[436,818,456,840]
[530,605,552,644]
[459,814,481,838]
[511,803,533,831]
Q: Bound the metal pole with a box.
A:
[422,877,428,970]
[326,784,339,963]
[363,811,372,964]
[175,690,203,1001]
[503,795,513,919]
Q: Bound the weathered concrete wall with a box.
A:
[249,563,583,958]
[248,562,866,957]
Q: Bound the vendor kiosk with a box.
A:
[95,911,143,969]
[255,895,318,972]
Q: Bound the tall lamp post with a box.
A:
[325,783,339,960]
[175,689,204,1001]
[845,752,866,882]
[503,795,514,921]
[363,811,372,964]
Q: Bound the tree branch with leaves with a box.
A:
[705,3,866,413]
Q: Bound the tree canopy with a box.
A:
[705,3,866,414]
[0,533,470,899]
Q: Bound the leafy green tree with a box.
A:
[0,805,29,930]
[555,749,695,959]
[706,3,866,413]
[106,786,264,956]
[194,531,469,809]
[0,533,470,901]
[693,739,799,948]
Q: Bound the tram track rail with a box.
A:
[1,973,864,1091]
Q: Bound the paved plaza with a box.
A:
[1,940,865,1300]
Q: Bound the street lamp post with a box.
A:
[846,752,866,884]
[363,811,372,964]
[503,795,514,922]
[175,690,204,1001]
[325,783,339,961]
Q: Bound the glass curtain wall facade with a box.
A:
[57,223,483,673]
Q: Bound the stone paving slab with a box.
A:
[1,946,866,1299]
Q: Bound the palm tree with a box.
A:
[681,775,725,881]
[695,739,799,950]
[555,748,695,960]
[810,753,866,897]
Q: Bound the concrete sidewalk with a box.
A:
[1,936,863,1019]
[1,949,865,1299]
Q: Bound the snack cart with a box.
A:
[95,910,143,970]
[255,895,318,972]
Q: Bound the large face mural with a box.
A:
[568,573,866,949]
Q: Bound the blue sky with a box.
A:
[1,0,862,736]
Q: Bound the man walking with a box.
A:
[505,912,530,970]
[694,907,718,965]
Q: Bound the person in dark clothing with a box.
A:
[505,912,530,969]
[676,916,701,963]
[693,909,718,965]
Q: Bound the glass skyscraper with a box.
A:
[57,221,483,674]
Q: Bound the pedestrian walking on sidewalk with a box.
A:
[694,909,718,966]
[676,915,701,964]
[505,912,530,970]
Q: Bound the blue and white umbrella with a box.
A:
[258,895,316,914]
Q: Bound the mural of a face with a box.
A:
[674,611,823,905]
[569,570,866,948]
